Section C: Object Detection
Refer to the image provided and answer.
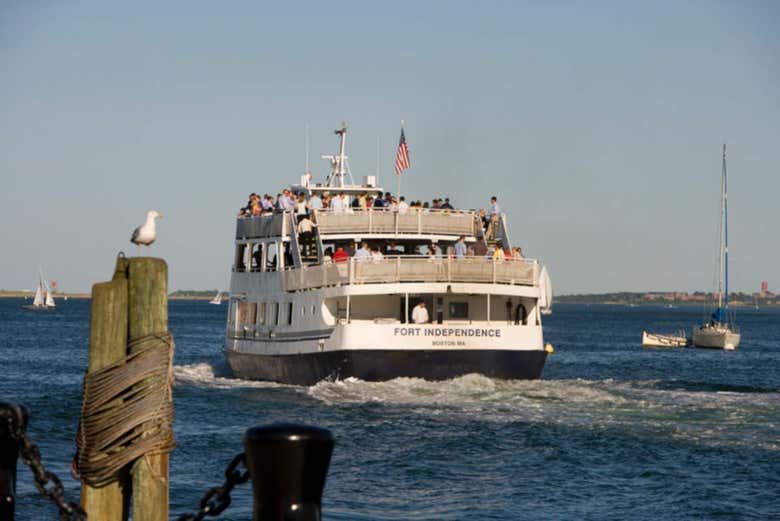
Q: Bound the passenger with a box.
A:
[237,207,249,219]
[373,194,385,209]
[486,196,500,240]
[323,247,333,264]
[513,247,524,260]
[358,192,368,210]
[492,242,505,260]
[412,301,429,324]
[422,201,430,213]
[353,242,372,262]
[275,193,284,210]
[297,216,316,257]
[295,194,308,222]
[280,189,295,212]
[309,193,323,210]
[366,195,375,208]
[454,236,467,258]
[440,197,453,210]
[372,246,384,262]
[261,194,274,212]
[398,196,409,214]
[384,192,393,207]
[341,193,352,213]
[333,246,349,263]
[330,192,345,213]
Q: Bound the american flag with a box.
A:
[394,127,410,175]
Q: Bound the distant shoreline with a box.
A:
[2,291,776,306]
[0,291,215,301]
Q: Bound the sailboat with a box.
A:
[22,270,57,310]
[693,144,740,350]
[209,291,223,305]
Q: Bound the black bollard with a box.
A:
[0,402,28,521]
[243,423,334,521]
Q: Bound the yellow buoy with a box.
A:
[544,343,554,354]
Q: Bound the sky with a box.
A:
[1,1,778,294]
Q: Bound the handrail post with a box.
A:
[493,258,497,284]
[243,424,334,521]
[447,256,451,282]
[417,209,422,234]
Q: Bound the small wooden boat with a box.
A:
[642,330,688,348]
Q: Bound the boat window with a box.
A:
[235,244,247,272]
[273,303,279,325]
[266,243,279,272]
[251,243,263,272]
[237,301,248,325]
[257,303,266,325]
[311,305,316,315]
[249,303,257,325]
[287,303,294,325]
[449,302,468,319]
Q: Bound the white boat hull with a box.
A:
[642,331,688,348]
[692,325,740,350]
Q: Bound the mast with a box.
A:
[322,122,352,188]
[716,146,725,312]
[723,143,729,319]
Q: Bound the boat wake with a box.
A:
[173,362,290,389]
[307,375,780,451]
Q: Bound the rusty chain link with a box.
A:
[3,403,87,521]
[176,452,250,521]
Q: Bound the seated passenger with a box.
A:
[412,301,429,324]
[333,246,349,263]
[353,243,372,262]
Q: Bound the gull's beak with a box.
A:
[157,213,164,219]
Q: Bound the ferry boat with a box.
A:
[223,124,553,385]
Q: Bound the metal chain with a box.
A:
[4,404,88,521]
[176,452,250,521]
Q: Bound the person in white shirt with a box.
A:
[398,196,409,214]
[309,194,323,210]
[353,242,372,262]
[371,247,384,262]
[330,192,344,213]
[412,301,429,324]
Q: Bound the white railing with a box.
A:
[282,256,537,291]
[313,208,478,236]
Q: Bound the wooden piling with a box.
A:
[80,256,130,521]
[127,257,169,521]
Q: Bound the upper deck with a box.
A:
[236,208,481,241]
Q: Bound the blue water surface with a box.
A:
[1,299,778,520]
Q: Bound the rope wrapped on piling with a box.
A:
[75,332,176,486]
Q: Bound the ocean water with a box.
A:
[1,299,778,520]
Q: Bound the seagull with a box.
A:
[131,210,163,246]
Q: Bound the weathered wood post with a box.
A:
[127,257,170,521]
[80,256,130,521]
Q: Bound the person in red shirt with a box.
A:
[333,246,349,263]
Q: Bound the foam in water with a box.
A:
[173,363,291,389]
[306,375,780,451]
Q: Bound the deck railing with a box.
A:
[312,209,478,236]
[282,256,537,291]
[235,209,479,239]
[236,213,287,239]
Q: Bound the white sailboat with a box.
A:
[209,291,223,305]
[23,270,57,310]
[693,144,740,350]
